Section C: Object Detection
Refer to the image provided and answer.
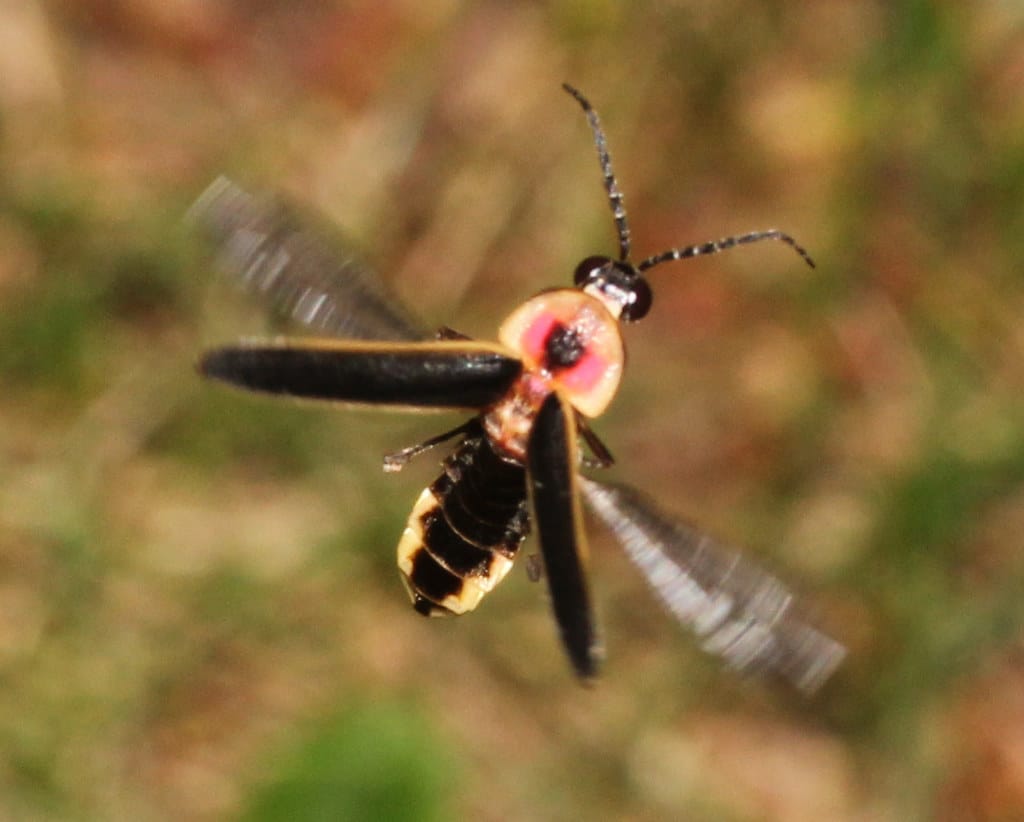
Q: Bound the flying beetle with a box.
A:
[194,84,845,693]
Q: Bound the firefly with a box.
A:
[194,84,844,693]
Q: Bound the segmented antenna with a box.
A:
[563,83,632,263]
[564,85,816,274]
[639,229,816,272]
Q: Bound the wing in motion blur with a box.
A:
[189,176,426,341]
[579,477,845,694]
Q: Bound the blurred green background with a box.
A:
[2,1,1023,819]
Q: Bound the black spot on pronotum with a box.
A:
[545,322,585,370]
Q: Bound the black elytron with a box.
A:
[195,85,844,693]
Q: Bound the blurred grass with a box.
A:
[0,1,1023,820]
[239,705,456,822]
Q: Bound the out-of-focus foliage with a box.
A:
[1,1,1023,819]
[239,704,456,822]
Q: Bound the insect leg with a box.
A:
[383,419,479,472]
[436,326,473,341]
[575,413,615,469]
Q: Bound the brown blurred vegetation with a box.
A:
[2,1,1024,820]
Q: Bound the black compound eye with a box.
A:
[620,276,652,322]
[573,255,612,286]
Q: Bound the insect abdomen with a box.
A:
[397,432,528,616]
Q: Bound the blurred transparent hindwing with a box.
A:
[579,477,845,694]
[190,177,426,342]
